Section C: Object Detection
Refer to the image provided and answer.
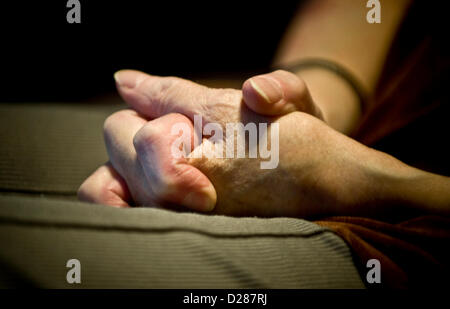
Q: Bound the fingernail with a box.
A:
[182,185,216,212]
[114,70,138,89]
[249,76,283,104]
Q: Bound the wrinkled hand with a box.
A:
[79,70,390,217]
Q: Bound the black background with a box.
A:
[0,0,300,102]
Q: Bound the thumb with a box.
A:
[113,69,209,122]
[242,70,324,119]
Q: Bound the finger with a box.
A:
[133,113,217,212]
[242,70,324,118]
[77,162,131,208]
[114,69,210,122]
[103,109,153,205]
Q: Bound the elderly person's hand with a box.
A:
[78,70,450,219]
[78,69,326,214]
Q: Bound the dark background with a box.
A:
[1,0,449,176]
[0,0,300,102]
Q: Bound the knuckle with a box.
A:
[133,123,160,152]
[103,110,135,135]
[132,127,146,151]
[293,77,309,99]
[140,76,178,105]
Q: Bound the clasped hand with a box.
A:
[78,69,407,218]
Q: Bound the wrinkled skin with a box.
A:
[79,70,408,218]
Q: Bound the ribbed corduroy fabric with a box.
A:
[0,195,364,288]
[0,103,121,194]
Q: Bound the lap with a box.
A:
[0,194,364,288]
[0,103,121,194]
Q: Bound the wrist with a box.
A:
[353,148,450,219]
[294,68,362,134]
[386,168,450,217]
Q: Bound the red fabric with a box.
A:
[315,216,450,288]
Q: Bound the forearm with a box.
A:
[297,69,361,134]
[274,0,411,133]
[384,167,450,218]
[349,148,450,219]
